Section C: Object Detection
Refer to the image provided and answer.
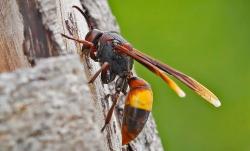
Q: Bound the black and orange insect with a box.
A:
[62,6,221,145]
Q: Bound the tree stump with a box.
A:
[0,0,164,150]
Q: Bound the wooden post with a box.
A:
[0,0,164,150]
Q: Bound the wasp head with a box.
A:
[85,29,103,46]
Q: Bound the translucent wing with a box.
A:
[115,44,221,107]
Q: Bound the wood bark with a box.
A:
[0,55,107,151]
[0,0,164,150]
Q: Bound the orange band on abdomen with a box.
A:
[125,88,153,111]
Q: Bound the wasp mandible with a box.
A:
[62,6,221,145]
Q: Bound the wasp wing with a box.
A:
[115,44,221,107]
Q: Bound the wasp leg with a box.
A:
[101,66,116,84]
[88,62,109,83]
[101,92,120,132]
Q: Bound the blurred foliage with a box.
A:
[109,0,250,151]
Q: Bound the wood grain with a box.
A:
[0,0,29,72]
[0,0,164,150]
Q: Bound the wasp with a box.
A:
[62,6,221,145]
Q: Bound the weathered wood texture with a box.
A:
[0,0,164,150]
[0,0,29,72]
[0,55,107,151]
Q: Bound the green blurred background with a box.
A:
[109,0,250,151]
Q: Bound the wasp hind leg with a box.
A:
[101,77,128,132]
[101,92,120,132]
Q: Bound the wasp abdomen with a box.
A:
[122,77,153,145]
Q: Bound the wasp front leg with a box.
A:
[100,64,116,84]
[88,62,109,83]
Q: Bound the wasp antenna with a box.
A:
[61,33,93,47]
[72,5,95,30]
